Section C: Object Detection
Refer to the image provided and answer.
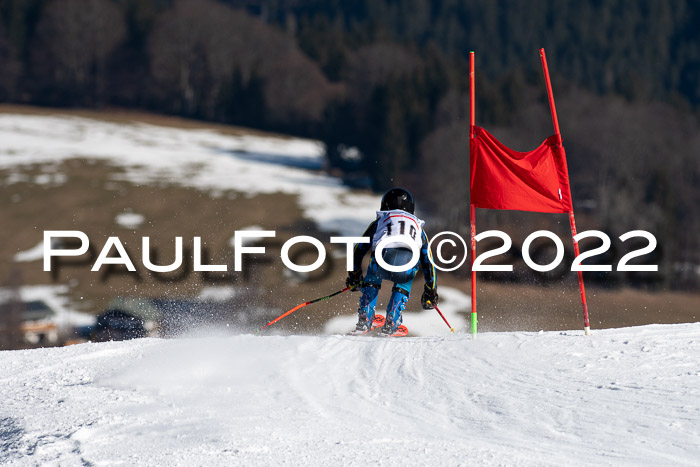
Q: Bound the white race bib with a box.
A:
[371,210,424,251]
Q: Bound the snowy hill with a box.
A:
[0,109,399,332]
[2,108,699,465]
[0,112,380,236]
[2,323,699,465]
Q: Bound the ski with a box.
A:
[379,324,408,338]
[347,314,385,336]
[347,316,409,337]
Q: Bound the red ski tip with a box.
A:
[389,325,408,337]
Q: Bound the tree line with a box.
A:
[1,0,698,288]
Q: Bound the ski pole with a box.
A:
[428,301,455,333]
[254,286,352,334]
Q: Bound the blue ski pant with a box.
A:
[358,249,419,331]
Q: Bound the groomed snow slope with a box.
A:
[2,324,699,466]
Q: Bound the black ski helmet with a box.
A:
[381,187,415,214]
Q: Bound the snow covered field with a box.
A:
[0,110,385,331]
[0,113,379,236]
[2,323,699,466]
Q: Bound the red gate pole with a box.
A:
[539,48,591,335]
[469,51,478,337]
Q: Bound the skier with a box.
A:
[346,187,438,336]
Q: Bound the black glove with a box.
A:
[346,270,363,291]
[421,285,438,309]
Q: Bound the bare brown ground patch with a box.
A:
[459,281,700,333]
[1,158,317,315]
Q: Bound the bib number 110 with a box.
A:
[387,221,417,240]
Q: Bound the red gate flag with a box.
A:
[468,49,590,336]
[469,126,573,213]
